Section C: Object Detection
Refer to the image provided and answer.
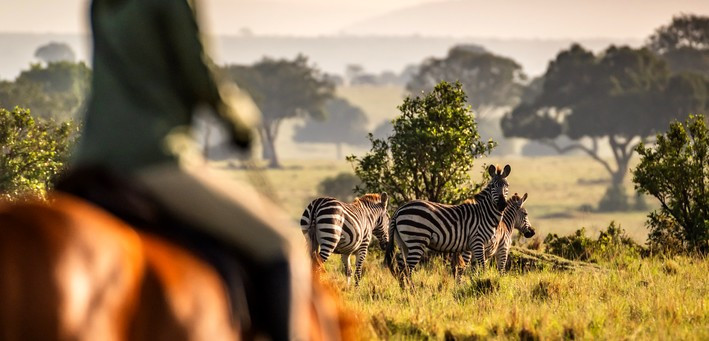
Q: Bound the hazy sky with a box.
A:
[1,0,708,39]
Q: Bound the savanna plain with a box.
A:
[224,157,709,340]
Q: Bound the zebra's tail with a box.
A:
[384,217,399,275]
[306,202,323,268]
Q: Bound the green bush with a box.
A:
[317,172,361,202]
[544,222,642,263]
[347,81,495,207]
[633,114,709,254]
[0,106,77,201]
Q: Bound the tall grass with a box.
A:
[323,250,708,340]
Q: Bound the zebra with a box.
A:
[451,193,535,278]
[300,193,389,285]
[385,164,511,278]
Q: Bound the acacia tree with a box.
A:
[347,81,495,207]
[407,45,525,155]
[501,44,708,210]
[0,106,77,201]
[223,55,334,167]
[293,97,369,159]
[34,42,76,64]
[647,14,709,77]
[633,115,709,254]
[406,45,525,115]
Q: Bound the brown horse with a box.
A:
[0,193,350,340]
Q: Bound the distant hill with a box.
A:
[341,0,709,39]
[0,33,640,81]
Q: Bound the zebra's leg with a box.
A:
[496,241,511,274]
[469,241,486,275]
[404,241,427,279]
[451,251,472,282]
[450,252,464,282]
[450,252,459,279]
[341,253,352,285]
[316,228,341,264]
[353,244,369,286]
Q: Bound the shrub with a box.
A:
[317,172,361,202]
[0,106,77,201]
[544,222,642,263]
[633,114,709,254]
[347,81,495,207]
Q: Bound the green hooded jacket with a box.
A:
[75,0,247,172]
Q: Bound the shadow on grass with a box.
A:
[454,277,500,300]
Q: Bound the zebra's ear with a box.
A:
[487,164,496,177]
[521,193,528,204]
[502,165,511,178]
[380,192,388,208]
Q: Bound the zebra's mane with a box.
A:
[353,193,381,204]
[507,193,524,206]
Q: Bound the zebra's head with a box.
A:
[487,164,511,211]
[373,192,390,250]
[506,193,535,238]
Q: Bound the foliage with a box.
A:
[502,44,709,210]
[223,55,334,167]
[544,222,642,263]
[34,42,76,64]
[317,172,362,202]
[293,97,368,159]
[647,14,709,54]
[0,107,77,201]
[407,45,525,113]
[0,62,91,120]
[347,81,495,207]
[633,114,709,254]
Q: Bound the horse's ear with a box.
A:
[487,164,496,177]
[381,192,388,208]
[502,165,511,178]
[521,192,528,204]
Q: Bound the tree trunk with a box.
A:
[259,119,283,168]
[335,142,342,160]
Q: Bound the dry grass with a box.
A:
[215,156,705,340]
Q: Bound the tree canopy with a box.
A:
[347,81,495,207]
[0,62,91,120]
[293,97,369,159]
[0,106,77,201]
[223,55,334,167]
[34,42,76,64]
[502,44,708,194]
[406,45,525,113]
[647,14,709,54]
[647,15,709,78]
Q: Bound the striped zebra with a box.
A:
[385,165,511,277]
[300,193,389,285]
[451,193,535,278]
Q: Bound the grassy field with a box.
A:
[225,156,653,242]
[219,156,708,340]
[324,252,709,340]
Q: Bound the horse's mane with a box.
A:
[353,193,381,204]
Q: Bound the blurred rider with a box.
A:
[69,0,310,339]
